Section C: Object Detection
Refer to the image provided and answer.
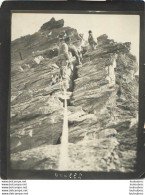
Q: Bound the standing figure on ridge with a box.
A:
[88,30,97,51]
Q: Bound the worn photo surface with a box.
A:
[10,13,139,172]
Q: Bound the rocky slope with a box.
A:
[10,18,138,172]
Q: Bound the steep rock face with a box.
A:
[10,19,138,172]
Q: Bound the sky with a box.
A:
[11,13,140,63]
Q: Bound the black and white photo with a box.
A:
[10,12,140,173]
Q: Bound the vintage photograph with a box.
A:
[10,13,139,172]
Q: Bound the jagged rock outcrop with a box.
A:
[10,18,138,172]
[39,18,64,32]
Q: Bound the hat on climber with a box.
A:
[59,31,66,39]
[88,30,92,34]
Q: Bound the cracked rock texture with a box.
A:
[10,18,138,172]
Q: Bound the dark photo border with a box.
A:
[0,1,145,179]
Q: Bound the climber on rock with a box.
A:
[58,36,71,89]
[65,37,82,66]
[88,30,97,51]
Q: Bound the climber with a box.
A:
[65,37,82,66]
[88,30,97,51]
[58,36,71,90]
[74,33,87,59]
[58,36,69,75]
